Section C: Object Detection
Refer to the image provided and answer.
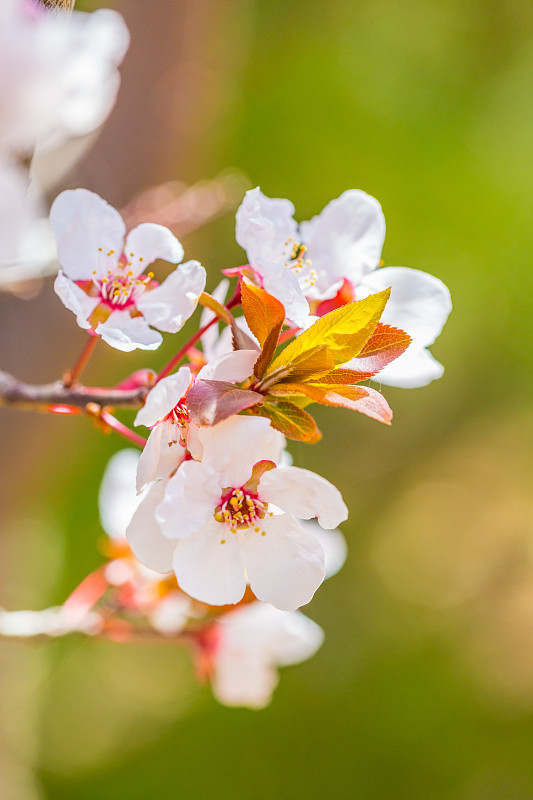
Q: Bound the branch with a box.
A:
[0,371,148,412]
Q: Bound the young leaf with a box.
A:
[350,323,412,373]
[254,400,321,443]
[187,380,263,426]
[241,283,286,380]
[199,291,260,353]
[285,383,393,424]
[267,289,391,374]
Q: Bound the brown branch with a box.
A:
[0,371,148,412]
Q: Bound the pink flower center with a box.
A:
[91,253,155,309]
[214,488,268,533]
[163,402,190,447]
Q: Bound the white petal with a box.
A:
[149,592,192,635]
[126,481,175,573]
[136,426,185,494]
[198,416,285,487]
[136,260,206,334]
[96,310,162,351]
[134,367,191,428]
[155,460,221,540]
[221,603,324,666]
[303,521,347,578]
[239,514,325,611]
[358,266,452,348]
[49,189,124,280]
[98,449,142,540]
[54,271,99,329]
[213,651,278,709]
[124,223,184,276]
[259,466,348,529]
[372,345,444,388]
[300,189,385,291]
[173,519,246,605]
[236,187,298,266]
[259,261,310,328]
[197,349,258,383]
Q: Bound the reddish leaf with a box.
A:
[277,383,393,425]
[199,291,260,353]
[351,323,411,373]
[254,400,321,443]
[187,380,264,426]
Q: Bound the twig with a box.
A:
[0,371,148,412]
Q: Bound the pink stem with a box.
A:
[63,334,98,387]
[100,410,147,448]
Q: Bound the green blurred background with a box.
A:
[1,0,533,797]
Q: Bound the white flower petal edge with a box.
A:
[197,349,259,383]
[50,188,125,280]
[357,266,452,388]
[125,223,184,276]
[299,189,386,297]
[236,187,297,266]
[136,425,185,494]
[126,481,175,573]
[369,345,445,389]
[98,449,143,540]
[213,603,324,708]
[259,466,348,530]
[136,260,206,334]
[135,368,191,428]
[156,460,222,541]
[303,521,348,578]
[198,415,285,488]
[96,311,163,352]
[54,271,99,329]
[173,520,247,606]
[239,514,325,611]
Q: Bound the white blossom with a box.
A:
[50,189,206,351]
[128,416,348,611]
[236,187,451,387]
[211,603,324,708]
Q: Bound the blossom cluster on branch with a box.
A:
[0,0,452,708]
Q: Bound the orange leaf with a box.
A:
[274,382,392,425]
[241,283,286,379]
[351,323,411,373]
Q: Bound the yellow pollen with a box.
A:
[220,539,226,544]
[107,249,114,256]
[92,270,97,275]
[261,531,266,536]
[269,512,274,516]
[139,257,144,262]
[254,527,261,532]
[130,253,134,257]
[98,247,103,252]
[127,270,133,276]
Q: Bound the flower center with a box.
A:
[283,237,317,289]
[92,251,154,308]
[163,401,190,447]
[214,488,268,533]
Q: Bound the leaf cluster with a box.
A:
[189,283,411,442]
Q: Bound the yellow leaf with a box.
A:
[267,289,390,374]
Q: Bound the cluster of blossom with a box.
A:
[18,182,448,707]
[0,0,452,708]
